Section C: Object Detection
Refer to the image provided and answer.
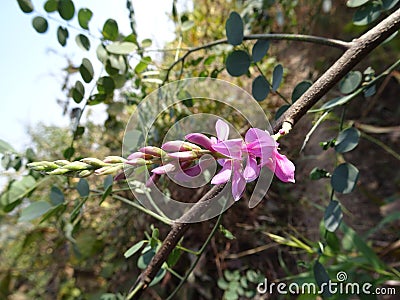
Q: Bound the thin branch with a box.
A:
[127,9,400,299]
[274,8,400,132]
[163,34,352,83]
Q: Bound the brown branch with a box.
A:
[128,8,400,299]
[274,8,400,132]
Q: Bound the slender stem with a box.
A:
[300,110,330,152]
[166,209,224,300]
[164,33,351,83]
[111,194,172,225]
[360,132,400,161]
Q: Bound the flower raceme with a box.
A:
[125,120,295,201]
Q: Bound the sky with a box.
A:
[0,0,182,153]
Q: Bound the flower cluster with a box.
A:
[28,120,295,202]
[126,120,295,201]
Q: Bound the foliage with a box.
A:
[1,0,400,299]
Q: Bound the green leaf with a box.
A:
[50,186,64,205]
[204,55,216,66]
[331,163,359,194]
[135,57,152,74]
[252,40,270,62]
[324,200,342,232]
[137,249,155,269]
[0,139,16,153]
[75,34,90,51]
[382,0,400,10]
[335,127,360,153]
[58,0,75,21]
[96,44,108,63]
[252,75,270,101]
[353,3,381,26]
[309,168,330,180]
[97,76,115,94]
[149,268,166,287]
[79,58,94,83]
[225,11,243,46]
[106,42,137,55]
[181,20,195,32]
[63,146,75,159]
[77,178,90,197]
[32,16,48,33]
[100,175,113,204]
[88,93,106,105]
[292,81,312,103]
[19,201,52,222]
[102,19,119,41]
[57,26,69,47]
[275,104,290,120]
[226,50,250,77]
[124,240,146,258]
[310,89,362,112]
[72,80,84,103]
[44,0,58,12]
[18,0,34,13]
[340,71,362,94]
[141,38,152,48]
[78,8,92,30]
[0,176,36,211]
[271,64,283,92]
[219,225,236,240]
[313,261,332,297]
[167,247,182,267]
[346,0,369,7]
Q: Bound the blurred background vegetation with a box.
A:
[1,0,399,299]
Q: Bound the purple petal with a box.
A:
[243,155,259,182]
[185,133,213,150]
[232,161,246,201]
[139,146,164,157]
[216,119,229,141]
[174,158,213,182]
[211,160,232,184]
[211,139,243,159]
[146,173,160,187]
[273,150,295,183]
[162,141,200,152]
[245,128,276,159]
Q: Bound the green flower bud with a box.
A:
[47,168,70,175]
[95,164,124,175]
[63,161,91,171]
[103,156,127,163]
[81,157,109,167]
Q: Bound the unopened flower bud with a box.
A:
[95,164,124,175]
[168,151,199,161]
[78,170,94,177]
[103,156,127,163]
[47,168,70,175]
[54,160,70,166]
[125,158,150,166]
[81,157,109,167]
[63,161,91,171]
[162,141,201,152]
[127,151,153,160]
[138,146,166,157]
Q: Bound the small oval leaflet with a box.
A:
[331,163,359,194]
[78,8,93,30]
[324,200,343,232]
[106,42,137,55]
[353,3,381,26]
[58,0,75,21]
[18,0,34,13]
[32,16,48,34]
[44,0,58,12]
[76,34,90,51]
[79,58,94,83]
[72,80,85,103]
[77,178,90,197]
[252,75,270,101]
[346,0,369,7]
[57,26,69,47]
[292,81,312,103]
[226,50,250,77]
[225,11,244,46]
[313,261,332,297]
[272,64,283,92]
[335,127,360,153]
[102,19,119,41]
[19,201,52,222]
[252,40,270,63]
[275,104,290,120]
[340,71,362,94]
